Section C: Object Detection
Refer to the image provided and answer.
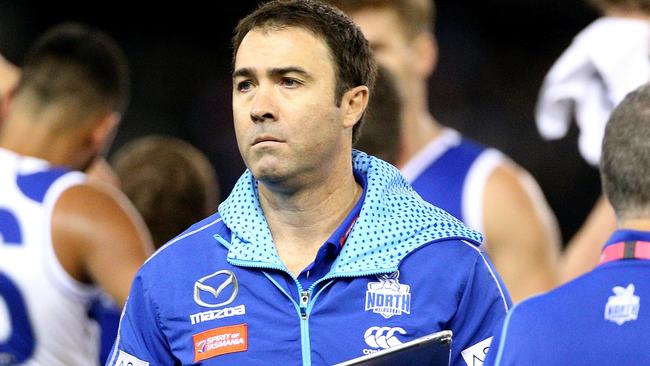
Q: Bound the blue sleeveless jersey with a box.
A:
[0,147,106,365]
[485,229,650,366]
[401,129,503,233]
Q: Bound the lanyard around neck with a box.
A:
[599,240,650,265]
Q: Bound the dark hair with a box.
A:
[111,136,220,248]
[353,65,401,164]
[325,0,435,38]
[601,83,650,219]
[587,0,650,13]
[15,23,129,118]
[232,0,377,143]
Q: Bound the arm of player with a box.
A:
[482,163,561,303]
[560,194,616,282]
[51,182,154,306]
[448,247,511,366]
[105,273,174,366]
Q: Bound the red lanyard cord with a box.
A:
[599,241,650,265]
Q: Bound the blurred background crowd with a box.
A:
[0,0,602,243]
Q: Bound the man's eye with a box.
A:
[282,78,301,88]
[237,81,254,92]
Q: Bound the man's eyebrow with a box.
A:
[233,68,254,79]
[233,66,313,80]
[268,67,311,80]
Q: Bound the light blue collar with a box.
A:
[218,150,483,275]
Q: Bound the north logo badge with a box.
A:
[365,271,411,318]
[605,283,640,325]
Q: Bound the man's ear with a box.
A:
[90,112,121,153]
[0,88,15,123]
[0,54,20,102]
[342,85,370,130]
[412,32,438,79]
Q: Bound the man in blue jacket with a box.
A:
[107,1,510,365]
[485,83,650,366]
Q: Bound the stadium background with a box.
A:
[0,0,602,246]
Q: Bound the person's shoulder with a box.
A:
[548,261,650,303]
[425,130,492,168]
[423,131,505,182]
[399,237,510,309]
[131,212,230,303]
[418,237,484,255]
[6,153,83,205]
[142,212,228,269]
[53,179,150,238]
[508,261,650,323]
[480,149,555,226]
[402,238,486,270]
[503,268,608,323]
[453,132,536,189]
[53,180,128,223]
[455,133,491,154]
[449,132,513,172]
[167,211,227,244]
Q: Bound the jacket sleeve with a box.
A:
[484,300,534,366]
[482,311,509,366]
[448,248,512,366]
[105,272,174,366]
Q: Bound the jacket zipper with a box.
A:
[299,290,310,320]
[217,234,398,366]
[225,253,314,366]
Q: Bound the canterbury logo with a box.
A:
[193,270,239,308]
[364,326,406,349]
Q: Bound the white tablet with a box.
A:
[333,330,452,366]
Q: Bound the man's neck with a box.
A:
[618,218,650,232]
[1,128,71,168]
[0,108,83,168]
[605,7,650,20]
[259,165,362,276]
[396,102,443,167]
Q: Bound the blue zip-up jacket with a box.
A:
[107,151,510,366]
[484,229,650,366]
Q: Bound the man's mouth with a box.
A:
[252,136,283,145]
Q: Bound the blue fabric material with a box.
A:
[108,151,509,366]
[410,138,485,222]
[220,150,484,274]
[294,170,367,295]
[17,168,69,203]
[485,230,650,366]
[88,297,121,365]
[0,209,23,244]
[603,229,650,248]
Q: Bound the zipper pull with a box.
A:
[300,291,310,320]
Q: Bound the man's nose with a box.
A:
[250,84,277,123]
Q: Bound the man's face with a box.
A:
[349,7,420,94]
[232,27,347,187]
